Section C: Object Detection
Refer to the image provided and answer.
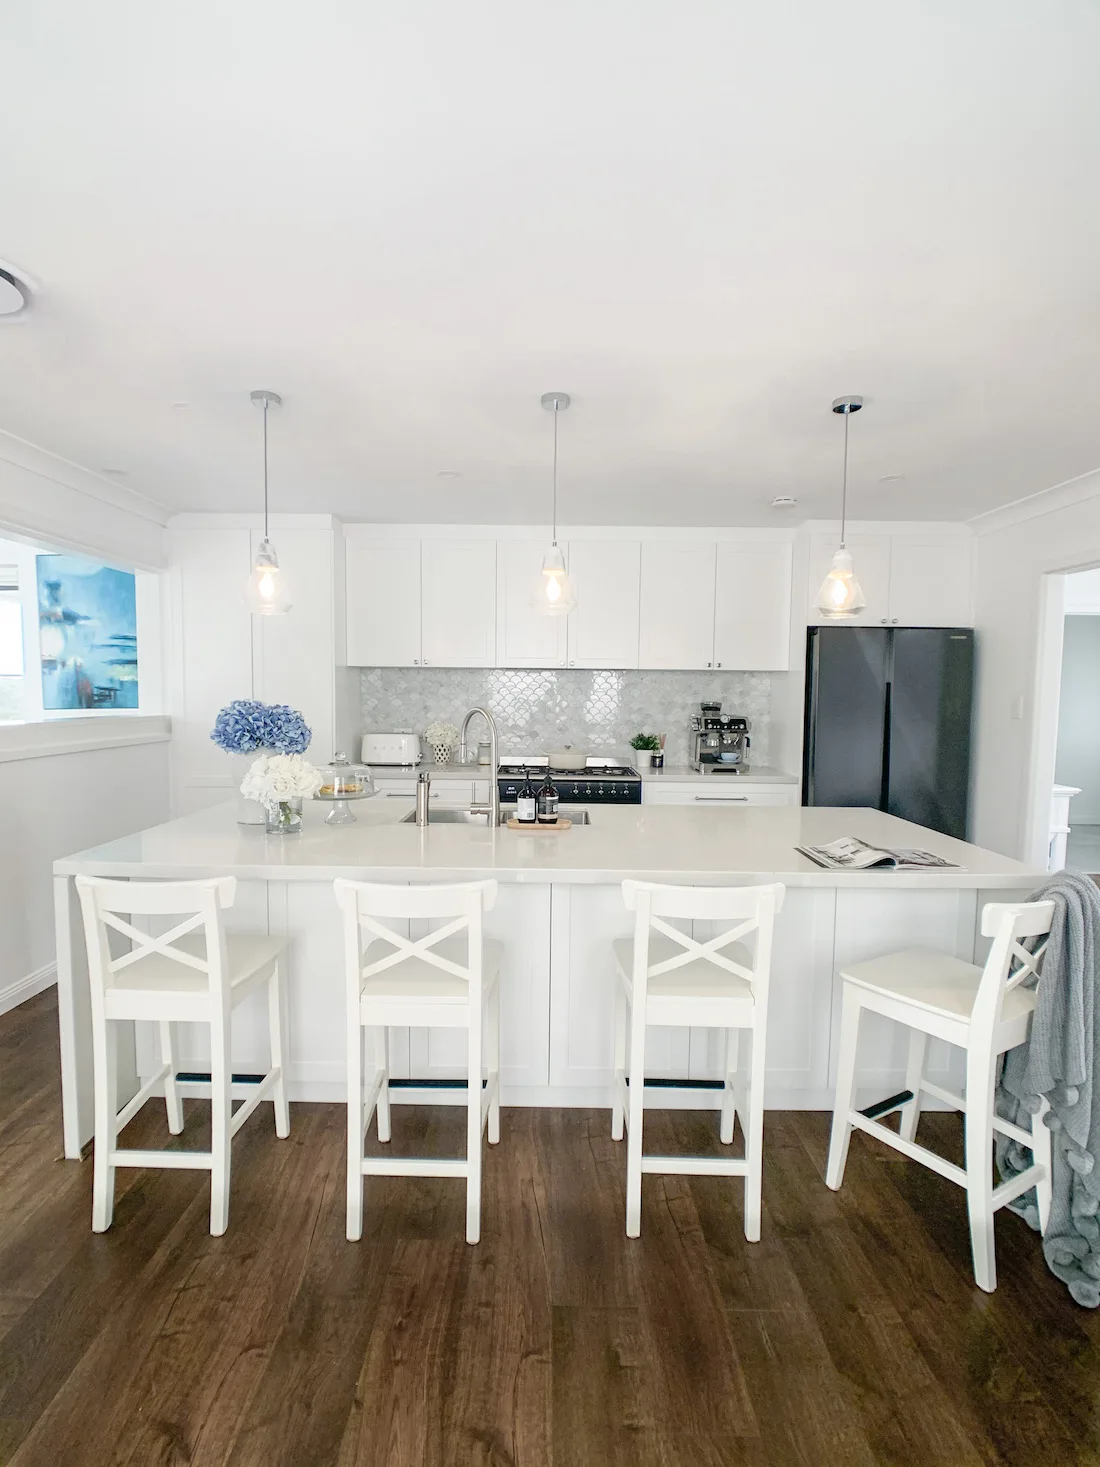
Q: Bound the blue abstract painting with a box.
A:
[37,555,139,710]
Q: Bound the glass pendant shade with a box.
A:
[532,542,576,616]
[243,538,292,615]
[815,547,866,618]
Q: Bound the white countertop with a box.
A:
[55,799,1042,891]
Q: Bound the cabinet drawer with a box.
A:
[643,783,796,806]
[372,779,476,807]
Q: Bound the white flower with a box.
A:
[424,721,459,747]
[240,752,323,803]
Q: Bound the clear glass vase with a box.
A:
[264,796,303,835]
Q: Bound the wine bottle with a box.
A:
[517,773,537,824]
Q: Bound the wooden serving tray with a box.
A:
[506,817,572,831]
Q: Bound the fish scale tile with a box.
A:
[360,667,774,766]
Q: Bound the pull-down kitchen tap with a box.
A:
[460,706,500,826]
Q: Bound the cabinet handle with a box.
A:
[559,660,565,667]
[413,658,420,665]
[716,661,722,668]
[706,661,711,668]
[880,619,887,625]
[422,658,429,665]
[569,660,575,666]
[891,618,898,624]
[694,794,748,803]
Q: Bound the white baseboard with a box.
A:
[0,961,57,1017]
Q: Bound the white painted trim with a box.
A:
[169,512,340,530]
[796,519,975,537]
[0,961,56,1017]
[0,714,171,764]
[969,466,1100,536]
[0,430,171,527]
[341,522,801,542]
[1023,571,1070,867]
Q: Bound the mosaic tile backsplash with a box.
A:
[359,668,776,767]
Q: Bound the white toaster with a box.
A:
[361,731,422,767]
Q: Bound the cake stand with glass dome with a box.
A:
[314,752,376,824]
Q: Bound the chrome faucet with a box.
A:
[460,706,500,826]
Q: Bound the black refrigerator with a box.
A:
[802,626,974,839]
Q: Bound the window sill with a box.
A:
[0,714,171,764]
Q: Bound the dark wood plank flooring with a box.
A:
[2,989,1099,1466]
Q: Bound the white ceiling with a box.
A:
[0,1,1098,526]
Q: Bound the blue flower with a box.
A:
[210,700,312,755]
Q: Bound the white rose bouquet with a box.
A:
[241,753,323,832]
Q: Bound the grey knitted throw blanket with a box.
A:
[996,869,1100,1307]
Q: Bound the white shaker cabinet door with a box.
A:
[638,542,716,669]
[421,539,497,667]
[566,540,641,668]
[496,540,569,667]
[713,542,792,670]
[345,534,421,666]
[887,536,973,627]
[252,527,337,760]
[806,534,892,627]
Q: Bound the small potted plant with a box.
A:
[630,733,661,769]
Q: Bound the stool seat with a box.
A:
[840,947,1038,1028]
[613,935,755,1014]
[105,933,285,1002]
[360,936,503,1004]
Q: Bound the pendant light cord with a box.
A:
[551,403,559,546]
[262,397,270,541]
[840,405,849,549]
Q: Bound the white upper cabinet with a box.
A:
[887,536,973,627]
[806,534,892,627]
[345,533,421,666]
[566,540,640,668]
[496,540,568,667]
[421,539,497,667]
[713,542,793,671]
[638,542,716,669]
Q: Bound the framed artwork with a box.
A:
[37,554,139,710]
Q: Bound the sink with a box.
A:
[400,806,591,826]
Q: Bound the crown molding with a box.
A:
[0,429,172,526]
[968,465,1100,536]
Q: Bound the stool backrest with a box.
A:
[333,878,499,1001]
[75,874,237,1009]
[971,899,1056,1040]
[621,879,785,1007]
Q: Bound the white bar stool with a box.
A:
[612,879,785,1240]
[75,874,290,1236]
[334,878,502,1245]
[825,899,1056,1292]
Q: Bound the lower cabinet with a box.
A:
[643,782,797,807]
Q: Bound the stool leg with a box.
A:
[209,1017,232,1237]
[466,1015,483,1245]
[160,1021,184,1136]
[91,1015,118,1233]
[486,988,501,1147]
[1033,1094,1053,1236]
[898,1028,927,1143]
[720,1028,739,1145]
[373,1026,391,1144]
[347,1022,364,1242]
[826,990,861,1191]
[625,1010,645,1238]
[965,1055,998,1292]
[268,964,290,1140]
[611,983,626,1141]
[744,1024,766,1242]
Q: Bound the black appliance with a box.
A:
[802,626,974,839]
[497,757,643,806]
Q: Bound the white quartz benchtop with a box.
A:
[55,799,1042,891]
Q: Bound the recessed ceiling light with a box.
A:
[0,259,35,320]
[171,401,190,410]
[770,495,798,508]
[99,468,128,477]
[436,470,462,479]
[879,474,904,484]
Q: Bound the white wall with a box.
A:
[971,472,1100,860]
[0,728,170,1013]
[1054,616,1100,823]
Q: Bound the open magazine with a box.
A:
[797,835,960,871]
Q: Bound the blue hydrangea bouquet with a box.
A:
[211,700,313,823]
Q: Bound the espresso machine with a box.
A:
[689,701,751,772]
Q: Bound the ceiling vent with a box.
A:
[0,261,35,320]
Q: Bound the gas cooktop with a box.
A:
[497,757,642,804]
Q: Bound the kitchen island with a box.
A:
[54,799,1042,1157]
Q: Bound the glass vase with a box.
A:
[264,796,303,835]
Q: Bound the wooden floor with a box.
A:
[2,993,1100,1466]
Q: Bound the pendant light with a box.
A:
[532,391,576,616]
[243,389,292,615]
[815,395,866,618]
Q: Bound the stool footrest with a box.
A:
[360,1156,468,1178]
[110,1148,213,1170]
[640,1155,748,1177]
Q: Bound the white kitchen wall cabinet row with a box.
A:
[806,532,973,628]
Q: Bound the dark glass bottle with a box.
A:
[517,773,537,824]
[537,773,559,824]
